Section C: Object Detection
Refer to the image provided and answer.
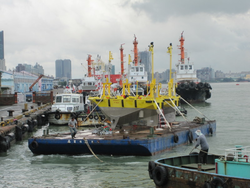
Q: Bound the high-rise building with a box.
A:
[0,31,4,59]
[0,31,6,70]
[15,63,44,75]
[139,51,152,81]
[55,59,72,80]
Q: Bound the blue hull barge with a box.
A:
[148,145,250,188]
[28,120,215,156]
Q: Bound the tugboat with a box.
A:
[176,32,212,103]
[149,145,250,188]
[47,87,84,125]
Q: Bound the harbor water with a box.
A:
[1,82,250,188]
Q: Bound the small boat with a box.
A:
[46,88,84,125]
[148,145,250,188]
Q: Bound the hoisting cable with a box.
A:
[192,147,223,157]
[180,96,211,121]
[166,97,189,121]
[84,138,103,162]
[154,99,171,131]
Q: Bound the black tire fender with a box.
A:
[188,130,193,143]
[152,166,169,186]
[94,115,99,120]
[89,114,93,119]
[148,161,155,179]
[203,182,212,188]
[30,141,38,149]
[174,134,179,143]
[55,113,61,120]
[211,177,227,188]
[101,115,105,121]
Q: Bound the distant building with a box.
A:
[139,51,151,81]
[15,63,44,75]
[215,70,225,79]
[55,59,71,80]
[0,31,6,70]
[197,67,214,81]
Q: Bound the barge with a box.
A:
[28,120,215,156]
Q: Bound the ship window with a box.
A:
[131,67,135,72]
[185,65,188,70]
[88,82,92,85]
[56,96,62,102]
[140,67,143,72]
[136,67,139,72]
[180,65,184,70]
[72,97,79,102]
[63,95,71,103]
[142,77,144,79]
[189,65,192,70]
[80,96,83,103]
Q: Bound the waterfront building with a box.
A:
[55,59,71,80]
[0,71,14,94]
[197,67,214,82]
[0,31,6,71]
[13,71,53,93]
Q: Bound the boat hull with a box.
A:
[176,82,212,103]
[47,112,73,125]
[28,121,216,156]
[150,153,250,188]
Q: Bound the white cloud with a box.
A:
[1,0,250,78]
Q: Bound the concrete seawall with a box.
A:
[0,102,51,152]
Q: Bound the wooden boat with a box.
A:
[148,145,250,188]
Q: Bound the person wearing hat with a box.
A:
[68,116,78,139]
[195,130,209,164]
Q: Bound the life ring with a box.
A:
[30,141,38,149]
[54,113,61,120]
[152,166,169,186]
[89,114,93,119]
[188,130,193,143]
[174,134,179,143]
[94,115,99,120]
[211,177,227,188]
[148,161,155,179]
[209,127,213,135]
[203,182,212,188]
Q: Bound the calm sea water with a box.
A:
[1,82,250,188]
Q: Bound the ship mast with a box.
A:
[120,44,125,76]
[179,31,185,64]
[133,35,138,66]
[87,55,94,77]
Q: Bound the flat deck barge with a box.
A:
[28,120,216,156]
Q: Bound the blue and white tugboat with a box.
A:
[148,145,250,188]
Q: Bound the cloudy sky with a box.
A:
[1,0,250,78]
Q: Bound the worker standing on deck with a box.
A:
[195,130,209,164]
[68,117,77,139]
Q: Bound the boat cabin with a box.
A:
[52,91,84,112]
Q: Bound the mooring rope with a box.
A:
[190,147,223,156]
[84,138,103,162]
[180,96,211,121]
[83,96,104,122]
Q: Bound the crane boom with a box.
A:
[29,74,44,91]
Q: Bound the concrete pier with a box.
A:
[0,102,51,152]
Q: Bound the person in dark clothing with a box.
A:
[195,130,209,164]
